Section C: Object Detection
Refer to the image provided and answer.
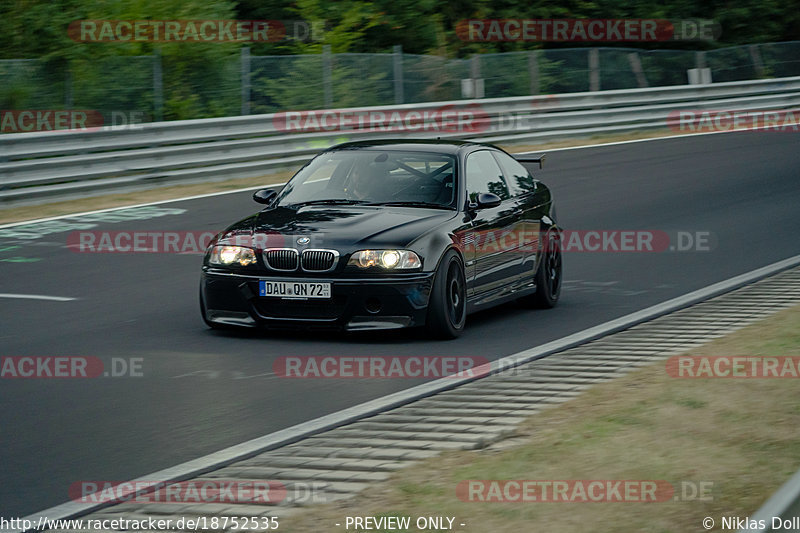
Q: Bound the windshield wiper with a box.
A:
[368,201,453,209]
[285,199,371,207]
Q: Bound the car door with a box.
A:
[491,150,548,281]
[463,150,525,298]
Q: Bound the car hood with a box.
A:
[216,205,457,250]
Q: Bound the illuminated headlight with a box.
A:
[348,250,421,270]
[208,245,257,266]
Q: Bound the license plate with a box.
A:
[259,280,331,299]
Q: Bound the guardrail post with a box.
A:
[470,55,480,80]
[323,45,333,108]
[393,45,404,104]
[695,51,707,69]
[153,48,163,122]
[241,47,251,116]
[470,55,484,98]
[589,48,600,91]
[64,65,72,109]
[749,44,766,78]
[628,52,648,88]
[528,50,540,95]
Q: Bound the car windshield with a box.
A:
[277,149,457,209]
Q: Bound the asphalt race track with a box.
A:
[1,130,799,516]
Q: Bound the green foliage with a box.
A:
[1,0,799,120]
[251,54,325,112]
[0,0,241,118]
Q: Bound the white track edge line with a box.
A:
[0,293,76,302]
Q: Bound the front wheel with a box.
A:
[525,229,562,308]
[426,250,467,339]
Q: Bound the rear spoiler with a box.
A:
[513,153,546,169]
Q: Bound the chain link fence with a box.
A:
[2,41,800,127]
[1,59,67,110]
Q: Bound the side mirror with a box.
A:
[474,192,501,210]
[253,188,278,205]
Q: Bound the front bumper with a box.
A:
[200,269,435,331]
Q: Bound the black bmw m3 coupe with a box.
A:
[200,140,562,338]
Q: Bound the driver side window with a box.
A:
[465,150,510,203]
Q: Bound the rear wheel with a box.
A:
[526,229,562,308]
[426,250,467,339]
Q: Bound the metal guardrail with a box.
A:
[1,76,800,204]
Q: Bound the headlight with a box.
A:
[347,250,421,270]
[208,245,257,266]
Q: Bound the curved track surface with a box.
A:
[1,131,799,516]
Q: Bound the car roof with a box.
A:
[326,139,501,155]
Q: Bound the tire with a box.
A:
[426,250,467,339]
[527,229,562,308]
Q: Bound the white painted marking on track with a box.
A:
[0,293,76,302]
[516,127,756,154]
